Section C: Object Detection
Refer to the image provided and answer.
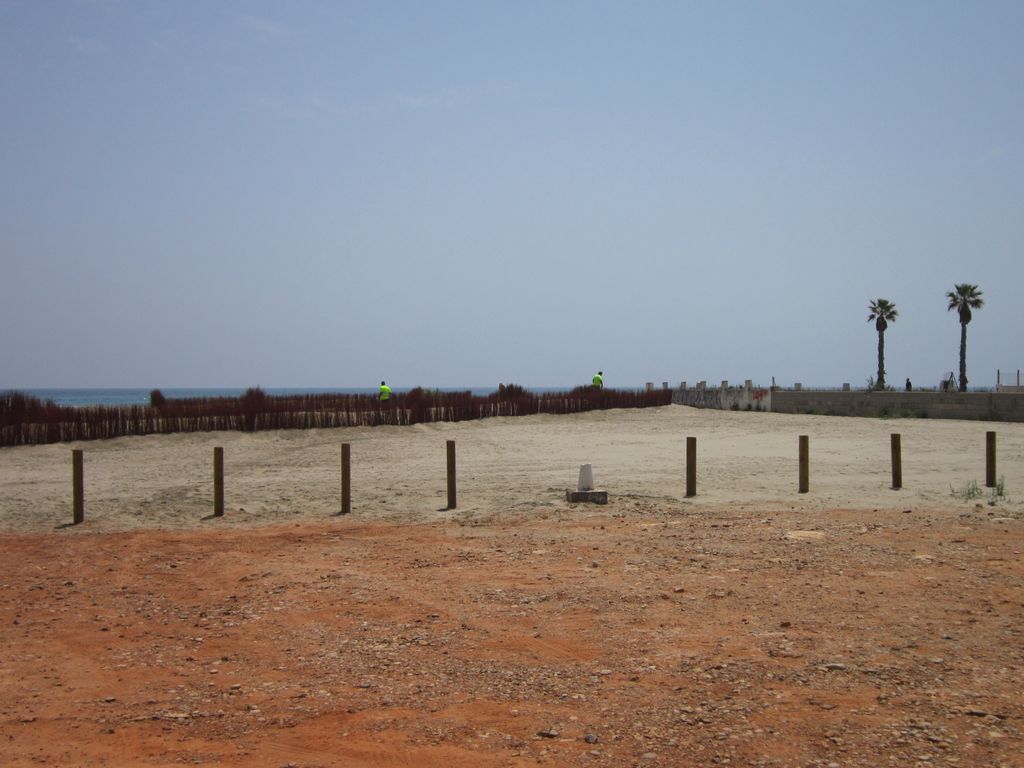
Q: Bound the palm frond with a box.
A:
[867,298,898,322]
[947,283,984,311]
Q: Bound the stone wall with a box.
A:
[673,383,1024,422]
[770,390,1024,421]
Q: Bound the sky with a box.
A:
[2,1,1022,390]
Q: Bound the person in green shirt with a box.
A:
[592,371,603,389]
[379,381,392,402]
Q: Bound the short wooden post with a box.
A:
[685,437,697,498]
[213,447,224,517]
[340,443,351,515]
[798,435,809,494]
[890,433,902,490]
[446,440,457,510]
[986,431,997,488]
[72,449,84,524]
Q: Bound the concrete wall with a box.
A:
[673,381,772,411]
[770,390,1024,421]
[673,382,1024,422]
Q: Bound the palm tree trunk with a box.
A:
[959,322,968,392]
[877,329,886,389]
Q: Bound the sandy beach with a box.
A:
[2,405,1022,531]
[1,406,1023,766]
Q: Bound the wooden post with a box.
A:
[340,443,351,515]
[446,440,457,510]
[72,449,84,524]
[986,431,997,488]
[890,433,902,490]
[213,447,224,517]
[685,436,697,498]
[798,435,809,494]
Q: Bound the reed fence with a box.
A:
[0,386,672,447]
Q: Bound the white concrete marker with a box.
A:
[568,464,607,504]
[577,463,594,491]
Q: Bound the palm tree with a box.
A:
[867,299,898,389]
[946,283,984,392]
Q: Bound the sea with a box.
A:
[9,387,576,407]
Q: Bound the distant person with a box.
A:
[592,371,604,389]
[905,378,912,391]
[379,381,392,402]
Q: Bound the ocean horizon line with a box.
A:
[6,386,641,408]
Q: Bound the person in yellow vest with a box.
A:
[592,371,603,389]
[379,381,392,402]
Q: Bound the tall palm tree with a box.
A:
[867,299,898,389]
[946,283,984,392]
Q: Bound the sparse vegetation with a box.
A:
[950,476,1007,504]
[149,389,166,409]
[990,475,1006,502]
[496,383,528,400]
[950,479,984,501]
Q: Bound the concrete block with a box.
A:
[566,489,609,504]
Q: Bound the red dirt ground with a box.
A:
[2,501,1022,767]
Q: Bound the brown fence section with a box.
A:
[0,386,672,447]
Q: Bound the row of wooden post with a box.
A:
[71,433,999,523]
[684,432,998,496]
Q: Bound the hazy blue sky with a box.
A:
[2,1,1022,390]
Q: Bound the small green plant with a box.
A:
[951,476,1009,505]
[990,476,1005,502]
[950,479,983,501]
